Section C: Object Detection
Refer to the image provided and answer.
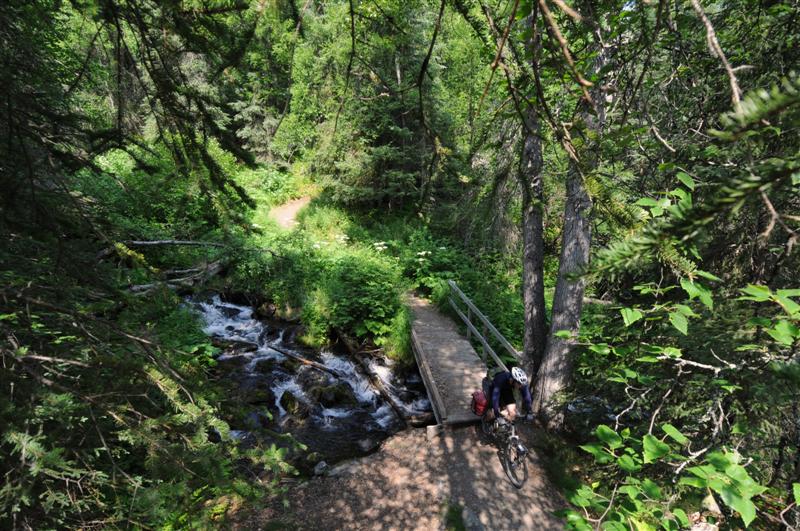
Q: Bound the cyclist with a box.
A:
[487,366,533,425]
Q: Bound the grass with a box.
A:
[443,501,466,531]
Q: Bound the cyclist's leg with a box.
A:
[503,403,517,422]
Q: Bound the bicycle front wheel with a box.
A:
[502,440,529,488]
[481,412,493,437]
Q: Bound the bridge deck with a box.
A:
[409,295,486,426]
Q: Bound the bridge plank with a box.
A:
[408,295,486,426]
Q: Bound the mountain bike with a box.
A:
[480,413,529,488]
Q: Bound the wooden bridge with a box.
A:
[410,281,521,428]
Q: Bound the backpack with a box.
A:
[470,390,487,416]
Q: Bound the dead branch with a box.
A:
[267,343,344,378]
[537,0,593,103]
[476,0,521,119]
[353,352,408,425]
[689,0,742,114]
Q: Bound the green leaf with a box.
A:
[793,483,800,505]
[642,478,662,500]
[635,197,659,207]
[777,289,800,298]
[628,516,655,531]
[747,317,771,327]
[620,308,643,327]
[767,320,799,345]
[775,294,800,318]
[661,423,689,445]
[619,485,642,499]
[695,270,722,282]
[676,172,695,190]
[679,477,706,488]
[643,435,671,463]
[618,454,641,472]
[669,312,688,335]
[554,330,573,338]
[681,278,699,298]
[696,283,714,310]
[718,486,757,527]
[589,344,612,355]
[596,425,623,449]
[674,304,699,317]
[579,443,614,464]
[671,508,689,528]
[739,284,771,302]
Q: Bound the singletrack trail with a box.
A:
[254,427,565,530]
[269,196,311,229]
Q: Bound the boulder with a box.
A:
[279,358,301,373]
[258,327,281,344]
[313,461,329,476]
[279,391,309,418]
[254,302,277,319]
[243,410,272,430]
[358,438,379,453]
[308,382,357,408]
[242,383,275,405]
[252,357,277,374]
[296,367,331,390]
[215,353,253,371]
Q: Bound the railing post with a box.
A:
[466,307,472,340]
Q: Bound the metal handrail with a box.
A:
[447,280,521,372]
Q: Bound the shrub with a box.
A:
[318,249,404,339]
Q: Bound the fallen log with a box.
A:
[130,260,225,295]
[353,352,409,427]
[267,344,343,378]
[334,330,409,425]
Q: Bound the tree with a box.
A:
[531,7,611,424]
[519,16,547,374]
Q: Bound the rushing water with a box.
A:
[190,295,431,466]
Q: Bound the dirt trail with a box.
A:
[269,196,311,229]
[254,426,565,530]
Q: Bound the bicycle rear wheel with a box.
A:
[502,439,529,488]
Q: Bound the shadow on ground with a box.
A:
[257,426,565,530]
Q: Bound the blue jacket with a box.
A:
[491,370,532,417]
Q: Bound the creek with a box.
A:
[190,295,431,470]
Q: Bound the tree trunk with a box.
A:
[520,106,547,375]
[533,31,610,426]
[519,13,547,377]
[532,161,593,423]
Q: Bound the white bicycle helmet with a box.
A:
[511,367,528,386]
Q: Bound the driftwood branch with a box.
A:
[336,330,413,425]
[129,260,225,295]
[689,0,742,114]
[268,344,344,378]
[353,352,410,426]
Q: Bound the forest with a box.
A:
[1,0,798,528]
